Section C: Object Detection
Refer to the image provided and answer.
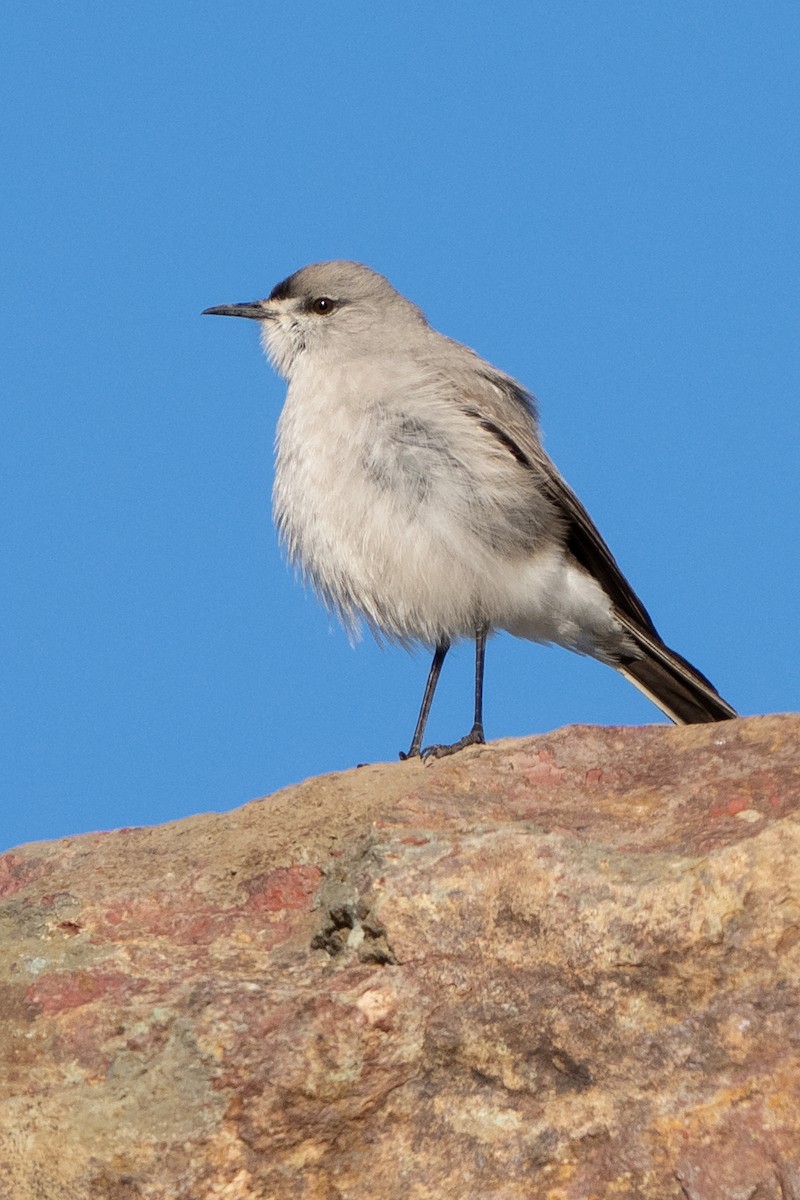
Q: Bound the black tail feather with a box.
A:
[617,620,737,724]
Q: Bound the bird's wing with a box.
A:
[455,366,660,637]
[531,446,660,636]
[445,359,734,720]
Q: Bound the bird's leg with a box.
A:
[418,627,488,761]
[400,640,450,759]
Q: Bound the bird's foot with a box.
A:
[401,723,485,762]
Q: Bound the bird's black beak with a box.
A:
[201,301,272,320]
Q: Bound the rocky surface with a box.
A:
[1,714,799,1200]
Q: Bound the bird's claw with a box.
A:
[400,724,485,762]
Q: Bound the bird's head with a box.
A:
[203,260,428,379]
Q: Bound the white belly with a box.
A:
[272,362,624,658]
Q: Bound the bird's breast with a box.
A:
[270,360,565,644]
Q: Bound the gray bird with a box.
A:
[203,260,736,758]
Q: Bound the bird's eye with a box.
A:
[310,296,336,315]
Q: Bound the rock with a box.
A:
[1,714,799,1200]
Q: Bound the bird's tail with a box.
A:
[616,619,737,724]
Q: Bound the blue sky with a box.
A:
[4,3,798,850]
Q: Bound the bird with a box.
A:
[203,260,736,759]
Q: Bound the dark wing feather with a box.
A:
[455,372,736,722]
[471,373,660,636]
[532,452,660,637]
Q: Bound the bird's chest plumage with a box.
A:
[277,367,421,543]
[271,361,493,640]
[269,356,586,646]
[274,371,384,564]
